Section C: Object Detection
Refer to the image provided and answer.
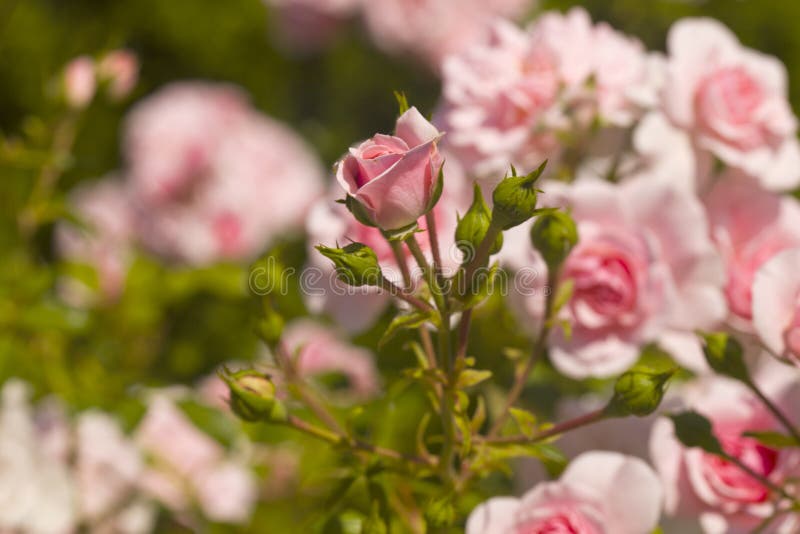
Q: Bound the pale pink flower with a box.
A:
[125,82,324,265]
[437,19,561,177]
[631,112,705,191]
[63,55,96,109]
[507,178,725,378]
[753,248,800,362]
[281,319,380,398]
[361,0,532,69]
[650,374,800,533]
[74,412,142,522]
[135,395,257,523]
[662,18,800,190]
[97,49,139,100]
[466,451,662,534]
[336,106,444,230]
[705,173,800,325]
[56,177,134,302]
[265,0,360,53]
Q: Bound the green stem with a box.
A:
[460,220,502,297]
[481,408,608,445]
[721,451,798,504]
[425,211,444,282]
[746,378,800,445]
[380,278,435,313]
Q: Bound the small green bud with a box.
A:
[455,184,503,261]
[491,161,546,230]
[606,367,675,417]
[669,411,723,454]
[530,209,578,269]
[316,242,383,287]
[700,332,750,383]
[220,369,286,423]
[254,308,284,347]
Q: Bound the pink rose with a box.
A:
[265,0,359,53]
[437,20,561,177]
[125,82,324,265]
[753,249,800,361]
[705,173,800,325]
[466,451,662,534]
[650,374,800,532]
[63,55,96,109]
[663,19,800,190]
[507,178,725,377]
[337,107,444,231]
[280,320,380,398]
[56,177,134,303]
[97,49,139,100]
[361,0,531,69]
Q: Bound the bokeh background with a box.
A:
[1,1,798,532]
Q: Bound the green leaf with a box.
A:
[379,311,431,349]
[509,408,537,438]
[471,396,487,433]
[424,162,445,214]
[669,411,723,454]
[381,222,420,242]
[551,278,575,315]
[743,430,800,448]
[394,90,410,115]
[416,413,432,459]
[457,369,492,389]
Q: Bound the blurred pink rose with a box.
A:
[753,249,800,361]
[97,49,139,100]
[265,0,359,53]
[281,319,380,398]
[56,177,134,303]
[437,20,561,177]
[705,173,800,325]
[466,451,662,534]
[507,178,725,378]
[63,55,96,108]
[336,106,444,230]
[361,0,532,69]
[125,82,324,264]
[663,18,800,191]
[135,395,257,523]
[650,375,800,533]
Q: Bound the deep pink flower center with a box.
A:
[566,248,639,321]
[514,509,599,534]
[702,429,779,504]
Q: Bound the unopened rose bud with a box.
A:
[220,369,286,423]
[316,242,383,287]
[455,184,503,262]
[97,49,139,101]
[491,161,546,230]
[255,309,284,347]
[606,367,675,417]
[63,56,96,109]
[530,209,578,270]
[669,411,723,454]
[700,332,750,383]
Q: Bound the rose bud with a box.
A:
[316,242,383,287]
[97,49,139,101]
[336,106,444,231]
[220,369,286,423]
[700,332,750,383]
[606,367,675,417]
[491,161,546,230]
[455,184,503,263]
[530,209,578,270]
[63,56,96,109]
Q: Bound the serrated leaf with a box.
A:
[743,430,799,448]
[509,408,537,438]
[379,311,431,349]
[457,369,492,389]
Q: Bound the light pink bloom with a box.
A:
[75,412,142,522]
[265,0,360,53]
[336,106,444,230]
[663,18,800,190]
[705,173,800,325]
[753,249,800,361]
[97,49,139,100]
[650,375,800,533]
[281,319,380,398]
[135,395,257,523]
[466,451,662,534]
[507,178,725,378]
[63,55,96,108]
[125,82,323,265]
[437,19,561,177]
[361,0,531,69]
[56,177,134,302]
[631,112,705,191]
